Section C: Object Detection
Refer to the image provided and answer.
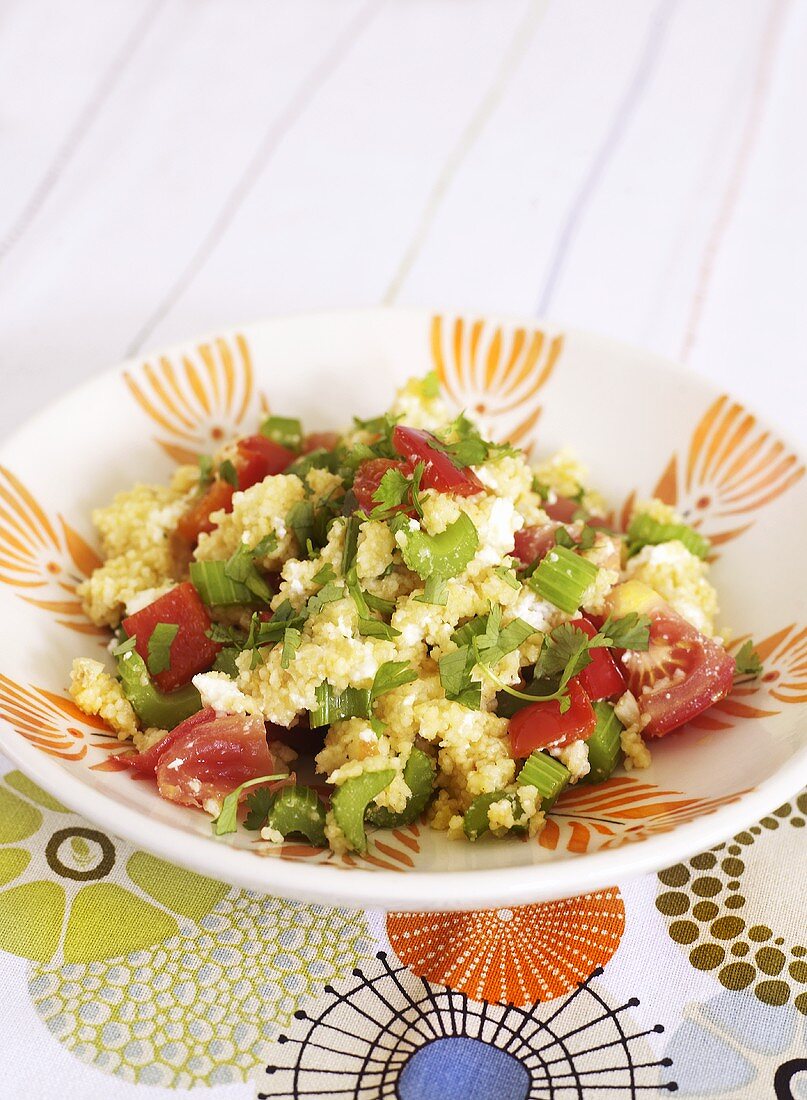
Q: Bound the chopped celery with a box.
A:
[400,512,479,581]
[331,769,396,852]
[626,512,710,559]
[117,651,201,730]
[462,791,526,842]
[366,749,435,828]
[309,682,372,727]
[260,786,327,846]
[259,415,302,451]
[516,751,570,810]
[529,545,598,613]
[585,701,623,784]
[189,560,255,606]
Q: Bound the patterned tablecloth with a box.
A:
[0,2,805,1097]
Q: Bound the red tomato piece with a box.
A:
[237,435,296,484]
[575,617,626,701]
[513,523,560,565]
[392,425,483,496]
[175,479,234,545]
[606,584,735,738]
[129,708,278,810]
[509,680,596,758]
[544,495,607,525]
[123,583,220,692]
[303,431,339,453]
[352,457,412,514]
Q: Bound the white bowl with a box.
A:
[0,307,804,910]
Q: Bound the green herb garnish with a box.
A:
[146,622,178,676]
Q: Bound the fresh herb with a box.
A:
[358,619,401,640]
[371,661,418,701]
[341,515,361,574]
[112,635,137,657]
[212,773,288,836]
[364,591,396,615]
[421,370,440,398]
[212,648,241,677]
[146,622,178,676]
[224,545,273,603]
[198,454,214,489]
[287,500,314,551]
[312,562,336,586]
[219,459,239,488]
[243,787,275,830]
[251,532,279,559]
[414,576,448,606]
[598,611,651,651]
[494,564,520,590]
[306,581,344,617]
[280,627,302,669]
[734,639,763,679]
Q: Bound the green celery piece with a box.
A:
[462,791,524,842]
[365,749,435,828]
[585,701,624,784]
[309,682,372,727]
[263,786,327,846]
[189,561,255,606]
[259,415,302,451]
[529,545,598,613]
[117,651,201,730]
[400,512,478,581]
[331,769,396,852]
[626,511,710,560]
[516,751,570,810]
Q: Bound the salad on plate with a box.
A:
[68,374,754,854]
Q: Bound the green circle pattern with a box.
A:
[656,791,807,1015]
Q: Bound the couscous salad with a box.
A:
[69,375,756,854]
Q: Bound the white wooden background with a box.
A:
[0,0,805,444]
[0,2,805,1097]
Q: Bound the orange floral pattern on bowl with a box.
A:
[0,467,103,637]
[124,333,267,464]
[619,394,804,546]
[387,888,625,1004]
[430,313,563,448]
[0,676,116,762]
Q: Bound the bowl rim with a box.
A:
[1,305,805,911]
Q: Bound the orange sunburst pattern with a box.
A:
[0,675,115,761]
[387,888,624,1004]
[624,394,804,546]
[540,776,749,855]
[0,465,103,636]
[275,824,421,873]
[431,314,563,448]
[124,333,267,464]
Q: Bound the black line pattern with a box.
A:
[259,952,677,1098]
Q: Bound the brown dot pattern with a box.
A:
[655,791,807,1013]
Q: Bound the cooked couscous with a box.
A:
[69,373,748,853]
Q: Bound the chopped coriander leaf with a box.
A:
[112,635,137,657]
[243,787,274,830]
[224,545,273,603]
[400,512,479,581]
[598,612,651,651]
[146,622,179,676]
[363,590,396,615]
[190,560,256,606]
[358,618,401,640]
[734,639,763,679]
[260,786,327,846]
[438,647,481,710]
[219,459,239,488]
[198,454,214,489]
[287,500,314,551]
[312,562,336,586]
[371,660,417,701]
[554,527,576,550]
[341,515,360,575]
[251,532,279,559]
[532,477,550,499]
[578,525,597,551]
[305,582,344,617]
[212,773,289,836]
[259,415,302,451]
[421,370,440,398]
[369,716,387,736]
[284,449,338,478]
[494,565,520,589]
[345,566,370,617]
[280,627,302,669]
[414,576,448,605]
[212,648,241,677]
[371,466,412,519]
[537,623,594,680]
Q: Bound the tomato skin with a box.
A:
[175,479,234,544]
[122,582,221,692]
[303,431,339,454]
[392,425,484,496]
[128,708,277,810]
[606,584,736,738]
[513,523,561,565]
[509,680,597,758]
[237,435,296,482]
[575,617,626,701]
[352,457,412,514]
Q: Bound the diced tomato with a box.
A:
[544,495,607,526]
[392,425,484,496]
[175,479,235,545]
[303,431,339,453]
[575,617,626,701]
[122,582,220,692]
[352,457,412,514]
[513,523,560,565]
[128,708,278,810]
[236,434,296,483]
[509,680,596,758]
[606,581,735,738]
